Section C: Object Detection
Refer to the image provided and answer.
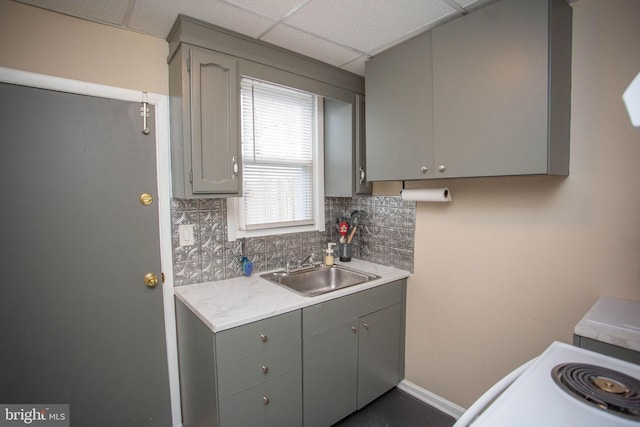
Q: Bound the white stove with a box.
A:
[455,341,640,426]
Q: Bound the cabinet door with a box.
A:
[432,0,559,178]
[190,47,241,194]
[303,318,358,427]
[357,303,402,409]
[324,98,354,197]
[365,31,434,180]
[324,95,372,197]
[354,94,372,194]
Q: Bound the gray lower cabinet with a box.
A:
[175,302,302,427]
[357,303,402,408]
[176,279,405,427]
[302,281,405,427]
[365,0,571,181]
[169,44,241,198]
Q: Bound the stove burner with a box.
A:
[552,363,640,421]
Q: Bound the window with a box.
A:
[227,77,324,240]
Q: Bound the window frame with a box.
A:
[227,78,325,241]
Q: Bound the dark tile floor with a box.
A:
[333,388,456,427]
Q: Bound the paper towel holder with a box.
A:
[401,181,452,202]
[401,181,450,198]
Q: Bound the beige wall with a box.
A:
[376,0,640,408]
[0,0,169,94]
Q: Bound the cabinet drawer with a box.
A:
[216,310,301,364]
[303,281,402,337]
[217,339,301,399]
[219,369,302,427]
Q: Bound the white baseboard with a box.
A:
[397,379,466,420]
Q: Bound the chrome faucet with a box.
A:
[284,253,319,274]
[299,253,318,267]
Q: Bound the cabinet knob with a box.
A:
[351,326,357,333]
[359,167,366,183]
[438,165,446,172]
[261,365,269,374]
[421,166,428,173]
[363,323,369,330]
[260,334,268,342]
[263,396,270,405]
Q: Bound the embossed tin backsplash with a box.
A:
[171,196,415,286]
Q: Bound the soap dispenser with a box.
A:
[324,243,336,266]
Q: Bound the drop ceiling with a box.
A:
[13,0,495,76]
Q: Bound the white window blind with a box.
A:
[238,77,317,230]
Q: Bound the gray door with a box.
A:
[0,83,172,426]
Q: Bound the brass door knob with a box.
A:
[144,273,159,287]
[139,193,153,206]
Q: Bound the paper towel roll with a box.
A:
[401,188,451,202]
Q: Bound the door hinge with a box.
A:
[140,101,150,135]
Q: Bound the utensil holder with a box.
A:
[338,243,352,262]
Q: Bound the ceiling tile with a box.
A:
[283,0,456,53]
[340,54,369,76]
[129,0,276,39]
[454,0,483,7]
[222,0,309,21]
[16,0,131,25]
[261,24,361,68]
[126,0,178,37]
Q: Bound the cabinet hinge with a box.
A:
[187,56,191,73]
[189,170,193,183]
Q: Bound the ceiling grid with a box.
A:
[13,0,493,75]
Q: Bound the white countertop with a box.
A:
[173,259,411,333]
[574,296,640,352]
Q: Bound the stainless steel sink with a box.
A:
[261,265,380,297]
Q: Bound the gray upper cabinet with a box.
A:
[169,45,241,198]
[167,16,365,199]
[365,31,434,181]
[324,94,372,197]
[354,94,373,194]
[365,0,572,181]
[432,0,572,178]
